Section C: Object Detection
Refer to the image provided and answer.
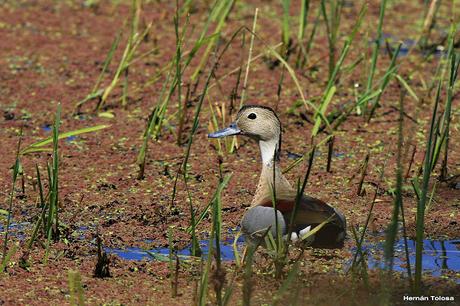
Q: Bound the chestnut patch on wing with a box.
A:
[260,199,294,213]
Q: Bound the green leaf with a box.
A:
[20,125,109,155]
[395,74,419,102]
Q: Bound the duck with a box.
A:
[208,105,346,248]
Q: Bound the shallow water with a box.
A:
[106,234,460,283]
[375,33,447,58]
[2,221,458,282]
[0,222,30,240]
[105,236,245,261]
[359,237,460,283]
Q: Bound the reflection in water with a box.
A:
[358,238,460,283]
[106,231,460,283]
[106,236,244,261]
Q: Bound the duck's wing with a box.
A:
[295,195,345,227]
[258,195,345,229]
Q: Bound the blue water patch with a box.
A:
[106,236,245,261]
[373,33,447,58]
[353,237,460,283]
[287,151,303,160]
[0,222,30,240]
[65,135,77,142]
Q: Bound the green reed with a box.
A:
[437,25,459,179]
[273,262,300,305]
[168,226,179,297]
[1,130,22,270]
[20,120,107,253]
[137,0,237,177]
[383,87,405,280]
[174,0,184,146]
[76,0,152,111]
[98,0,148,110]
[190,0,234,82]
[172,27,246,258]
[412,25,458,293]
[228,8,258,154]
[366,43,401,122]
[68,270,85,306]
[321,0,344,79]
[364,0,387,112]
[311,2,366,137]
[418,0,442,49]
[242,244,257,306]
[281,0,291,57]
[196,173,232,306]
[44,104,62,259]
[413,81,439,294]
[295,0,310,67]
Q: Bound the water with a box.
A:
[3,220,459,282]
[107,233,460,283]
[0,222,30,240]
[105,236,245,261]
[374,33,447,58]
[353,237,460,283]
[42,124,52,132]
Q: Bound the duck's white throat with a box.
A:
[259,138,280,166]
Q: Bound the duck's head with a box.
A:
[208,105,282,165]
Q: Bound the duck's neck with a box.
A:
[259,138,280,166]
[251,139,293,207]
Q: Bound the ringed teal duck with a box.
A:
[208,105,346,248]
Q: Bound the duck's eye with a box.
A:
[248,113,257,120]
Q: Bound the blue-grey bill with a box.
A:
[208,123,241,138]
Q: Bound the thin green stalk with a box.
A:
[383,89,405,273]
[287,146,316,240]
[45,104,61,260]
[229,8,258,154]
[367,43,402,122]
[26,165,47,250]
[20,124,109,155]
[281,0,291,56]
[440,26,459,178]
[295,0,310,67]
[414,79,441,294]
[174,0,183,146]
[210,174,230,306]
[75,29,122,112]
[242,244,257,306]
[273,262,300,305]
[399,189,413,290]
[190,0,234,82]
[350,226,369,287]
[136,69,173,179]
[312,3,366,136]
[197,174,231,306]
[2,131,22,265]
[68,270,85,306]
[98,3,151,110]
[321,0,344,79]
[302,6,321,67]
[1,243,18,273]
[168,226,178,297]
[364,0,387,114]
